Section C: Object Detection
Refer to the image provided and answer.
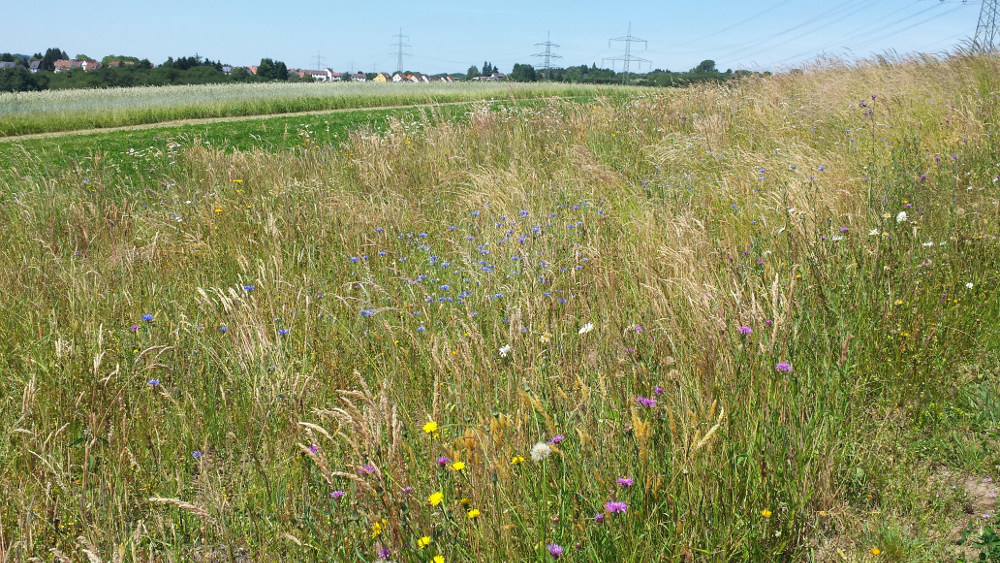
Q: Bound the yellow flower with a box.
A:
[214,208,223,214]
[417,536,431,548]
[761,509,772,518]
[871,547,880,556]
[423,421,438,434]
[370,518,386,538]
[895,300,903,306]
[467,508,481,519]
[451,461,465,471]
[459,497,471,506]
[511,456,525,465]
[233,179,243,184]
[428,492,443,506]
[433,556,444,563]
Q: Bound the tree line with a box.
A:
[0,48,306,92]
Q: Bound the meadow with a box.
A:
[0,54,999,561]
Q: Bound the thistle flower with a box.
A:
[605,501,627,514]
[635,396,656,408]
[531,442,553,461]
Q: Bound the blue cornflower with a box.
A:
[278,329,290,336]
[192,451,202,459]
[243,285,255,291]
[218,326,228,333]
[141,313,154,322]
[148,378,160,386]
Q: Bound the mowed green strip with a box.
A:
[0,96,587,169]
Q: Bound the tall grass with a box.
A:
[0,81,615,137]
[1,52,999,561]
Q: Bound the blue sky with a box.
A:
[4,1,981,74]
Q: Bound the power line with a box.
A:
[313,51,324,70]
[533,31,562,74]
[604,22,650,84]
[974,0,1000,49]
[390,28,411,73]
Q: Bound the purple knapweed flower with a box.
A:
[605,501,628,514]
[309,444,319,454]
[436,456,450,466]
[550,435,565,445]
[739,326,752,335]
[594,512,605,523]
[130,324,140,332]
[636,396,657,408]
[358,464,376,475]
[330,490,345,499]
[547,543,565,558]
[617,477,633,487]
[775,362,793,373]
[377,547,391,559]
[654,385,664,395]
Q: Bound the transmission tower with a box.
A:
[533,31,563,77]
[603,22,651,84]
[313,51,325,70]
[974,0,1000,50]
[391,28,411,73]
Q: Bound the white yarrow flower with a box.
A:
[578,322,595,335]
[530,442,553,461]
[896,211,907,223]
[499,344,512,358]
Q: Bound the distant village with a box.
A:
[0,58,507,83]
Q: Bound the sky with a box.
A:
[3,0,984,74]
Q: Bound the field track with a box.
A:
[0,94,594,142]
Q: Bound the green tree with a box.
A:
[510,63,536,82]
[40,48,68,72]
[75,54,91,60]
[466,65,479,79]
[694,59,716,73]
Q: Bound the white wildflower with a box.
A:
[896,211,907,223]
[831,236,843,242]
[922,242,934,247]
[966,282,974,289]
[498,344,511,358]
[578,322,595,335]
[540,332,551,343]
[869,229,880,236]
[530,442,553,461]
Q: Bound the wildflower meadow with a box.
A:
[1,52,1000,560]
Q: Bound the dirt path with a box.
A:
[0,96,577,143]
